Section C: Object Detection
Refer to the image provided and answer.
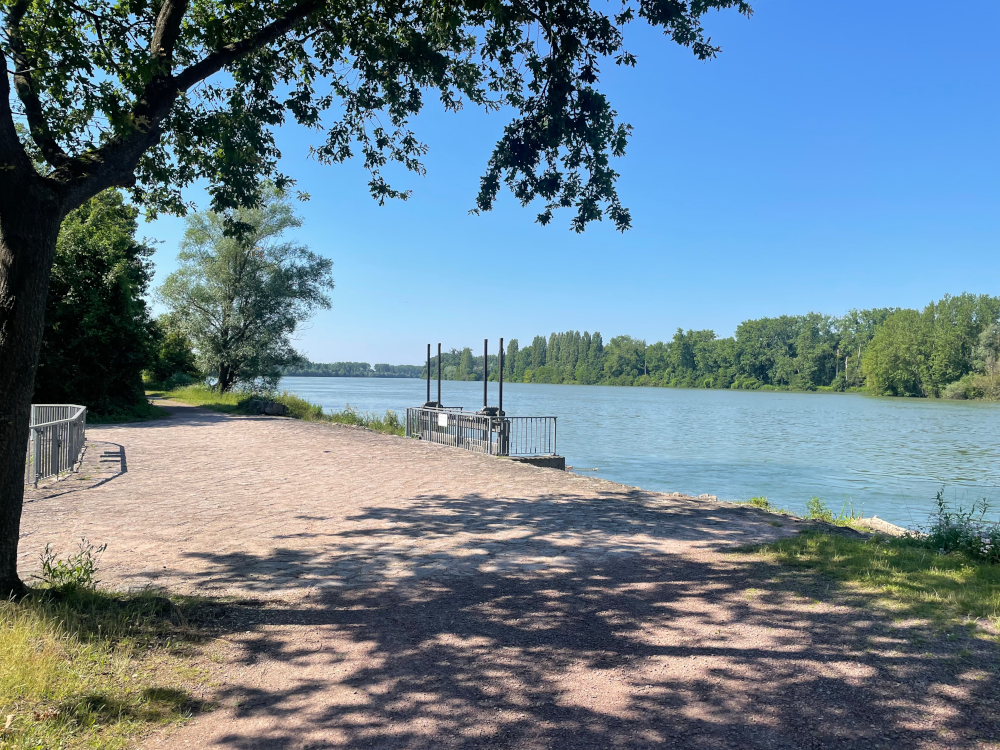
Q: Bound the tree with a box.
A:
[862,310,927,397]
[0,0,752,595]
[159,191,333,393]
[147,314,200,386]
[33,190,155,414]
[457,347,473,381]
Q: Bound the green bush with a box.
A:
[806,496,835,523]
[925,490,1000,565]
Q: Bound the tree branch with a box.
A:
[5,0,71,168]
[174,0,324,92]
[59,0,325,211]
[0,46,34,189]
[151,0,189,69]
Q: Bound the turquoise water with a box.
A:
[280,376,1000,529]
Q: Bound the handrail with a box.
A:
[25,404,87,486]
[405,407,556,457]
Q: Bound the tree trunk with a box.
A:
[218,363,233,393]
[0,185,64,598]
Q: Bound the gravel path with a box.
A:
[18,403,1000,749]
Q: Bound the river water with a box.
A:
[280,376,1000,528]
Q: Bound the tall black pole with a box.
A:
[483,338,488,408]
[498,338,504,414]
[426,343,431,404]
[437,343,442,406]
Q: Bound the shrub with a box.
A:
[163,371,197,390]
[941,374,980,400]
[925,489,1000,565]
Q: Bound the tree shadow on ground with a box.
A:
[165,490,1000,750]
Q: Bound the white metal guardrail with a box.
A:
[406,407,556,457]
[25,404,87,486]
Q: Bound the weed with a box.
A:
[806,497,835,523]
[924,489,1000,565]
[36,539,107,591]
[748,496,773,511]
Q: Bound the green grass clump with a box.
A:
[745,531,1000,631]
[0,542,208,750]
[152,385,405,436]
[747,496,775,511]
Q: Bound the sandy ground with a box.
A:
[18,402,1000,750]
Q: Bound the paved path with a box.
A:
[18,404,1000,750]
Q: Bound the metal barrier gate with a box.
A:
[406,407,556,457]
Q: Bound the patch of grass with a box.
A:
[743,531,1000,632]
[150,385,244,413]
[153,385,405,436]
[0,586,209,749]
[86,401,170,424]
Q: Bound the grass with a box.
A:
[0,587,209,749]
[151,384,405,436]
[742,531,1000,633]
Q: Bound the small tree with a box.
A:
[160,191,333,393]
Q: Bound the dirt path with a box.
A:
[18,403,1000,749]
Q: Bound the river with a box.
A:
[280,376,1000,528]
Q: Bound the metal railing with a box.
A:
[405,407,556,457]
[25,404,87,486]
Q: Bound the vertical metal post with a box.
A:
[498,338,504,414]
[51,425,59,477]
[30,428,37,487]
[426,343,431,403]
[437,343,442,406]
[483,338,488,408]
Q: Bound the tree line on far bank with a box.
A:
[424,297,1000,399]
[284,362,423,378]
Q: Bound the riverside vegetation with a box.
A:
[407,293,1000,399]
[151,385,405,436]
[745,492,1000,632]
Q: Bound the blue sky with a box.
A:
[145,0,1000,365]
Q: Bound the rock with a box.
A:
[263,402,288,416]
[246,398,266,414]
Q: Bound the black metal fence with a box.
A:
[405,407,556,457]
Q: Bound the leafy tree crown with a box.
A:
[2,0,751,228]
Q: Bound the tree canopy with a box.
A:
[2,0,752,228]
[423,293,1000,397]
[33,190,155,414]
